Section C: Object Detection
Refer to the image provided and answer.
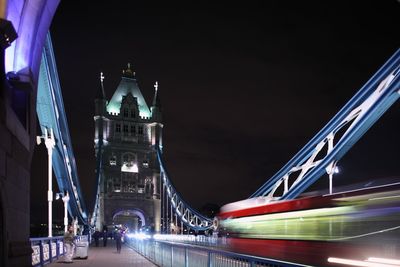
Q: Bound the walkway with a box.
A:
[48,240,156,267]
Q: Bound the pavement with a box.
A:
[47,239,156,267]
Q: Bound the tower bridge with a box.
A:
[93,63,162,233]
[0,1,399,266]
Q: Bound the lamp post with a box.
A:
[327,161,339,195]
[56,192,70,232]
[73,217,79,236]
[37,128,56,237]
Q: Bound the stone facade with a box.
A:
[94,66,162,232]
[0,1,59,266]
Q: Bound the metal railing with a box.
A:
[30,236,64,266]
[150,234,233,252]
[127,236,310,267]
[30,235,88,266]
[152,234,220,247]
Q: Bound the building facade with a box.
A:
[94,65,162,232]
[0,2,59,266]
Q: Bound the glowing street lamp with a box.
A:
[37,128,55,237]
[327,161,339,195]
[74,217,78,235]
[56,191,70,232]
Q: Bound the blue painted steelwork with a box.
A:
[90,114,103,228]
[36,33,88,224]
[157,147,213,231]
[91,139,102,228]
[251,49,400,200]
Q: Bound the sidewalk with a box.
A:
[48,239,156,267]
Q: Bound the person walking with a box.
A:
[102,225,108,247]
[63,225,75,263]
[93,229,100,247]
[114,229,122,253]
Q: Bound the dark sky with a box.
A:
[31,1,400,223]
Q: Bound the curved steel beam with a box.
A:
[4,0,60,84]
[157,147,213,231]
[251,49,400,201]
[36,33,88,225]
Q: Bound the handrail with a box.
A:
[30,235,88,266]
[127,236,309,267]
[30,236,64,266]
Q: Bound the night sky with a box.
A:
[31,1,400,224]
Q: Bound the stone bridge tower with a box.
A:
[94,64,162,233]
[0,1,59,266]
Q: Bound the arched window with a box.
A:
[121,153,138,173]
[121,172,138,193]
[107,180,113,193]
[145,177,153,196]
[109,154,117,166]
[122,153,135,166]
[113,177,121,192]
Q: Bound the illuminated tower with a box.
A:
[94,64,162,232]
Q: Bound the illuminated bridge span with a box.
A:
[7,18,396,267]
[1,1,399,266]
[126,49,400,267]
[251,49,400,200]
[36,33,88,226]
[35,31,400,266]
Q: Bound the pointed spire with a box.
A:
[151,81,162,122]
[96,71,106,99]
[154,81,158,92]
[152,81,161,108]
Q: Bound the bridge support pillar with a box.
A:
[0,1,60,266]
[37,128,55,237]
[0,17,34,267]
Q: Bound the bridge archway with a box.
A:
[112,209,146,232]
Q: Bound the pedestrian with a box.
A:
[114,229,122,253]
[93,229,100,247]
[63,225,75,263]
[103,225,108,247]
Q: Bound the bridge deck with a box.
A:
[47,240,156,267]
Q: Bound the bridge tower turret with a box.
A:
[94,72,108,230]
[150,81,163,148]
[94,64,161,233]
[94,72,108,142]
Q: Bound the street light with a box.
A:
[36,127,56,237]
[73,217,78,235]
[56,191,70,232]
[327,161,339,195]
